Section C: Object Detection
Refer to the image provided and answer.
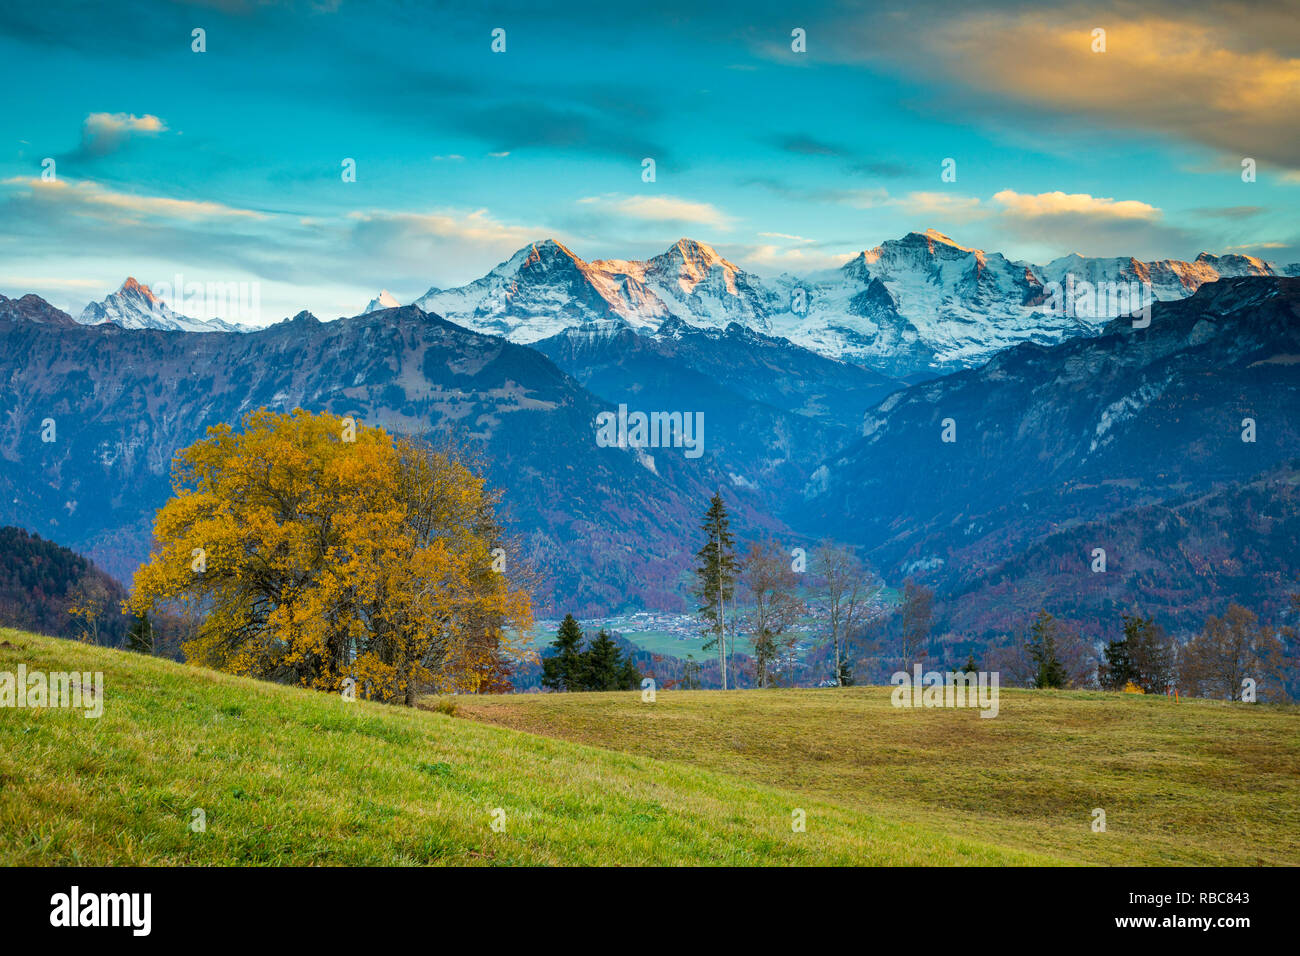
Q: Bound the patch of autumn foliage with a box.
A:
[128,408,532,702]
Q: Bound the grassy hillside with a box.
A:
[444,685,1300,866]
[0,630,1046,866]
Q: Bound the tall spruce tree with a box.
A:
[1125,614,1175,693]
[693,492,737,690]
[584,629,621,690]
[1027,611,1068,689]
[584,629,640,691]
[541,614,587,692]
[1100,630,1136,690]
[1102,615,1174,692]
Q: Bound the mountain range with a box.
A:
[6,247,1298,642]
[531,316,904,508]
[62,233,1298,379]
[412,232,1297,376]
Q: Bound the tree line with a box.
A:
[540,614,641,692]
[683,492,1300,701]
[931,600,1300,702]
[0,526,132,647]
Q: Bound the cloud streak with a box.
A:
[2,176,263,222]
[577,194,734,229]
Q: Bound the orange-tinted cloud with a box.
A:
[812,2,1300,169]
[991,190,1160,221]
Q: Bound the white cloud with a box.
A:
[73,112,168,157]
[731,243,856,273]
[802,4,1300,168]
[2,176,265,222]
[991,190,1160,221]
[0,176,557,323]
[84,112,166,135]
[577,193,734,229]
[757,232,817,243]
[346,207,541,247]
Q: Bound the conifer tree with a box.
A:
[1027,610,1068,689]
[1125,614,1175,693]
[694,492,737,690]
[583,629,640,691]
[1100,630,1136,690]
[541,614,587,692]
[618,654,641,692]
[583,629,620,690]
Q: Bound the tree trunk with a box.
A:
[717,576,727,691]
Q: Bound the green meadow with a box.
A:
[3,628,1295,866]
[444,682,1300,866]
[0,630,1043,865]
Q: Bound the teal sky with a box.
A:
[2,0,1297,323]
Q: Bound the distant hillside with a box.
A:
[0,526,129,645]
[5,275,1296,630]
[939,461,1300,641]
[799,276,1300,630]
[531,316,904,516]
[0,299,782,616]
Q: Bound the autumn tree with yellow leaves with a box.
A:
[128,409,533,703]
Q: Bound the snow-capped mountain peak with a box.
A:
[502,238,585,276]
[650,237,732,275]
[919,228,976,253]
[863,228,987,268]
[364,290,400,313]
[77,278,246,333]
[413,237,768,343]
[120,276,157,303]
[412,239,622,343]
